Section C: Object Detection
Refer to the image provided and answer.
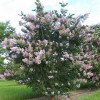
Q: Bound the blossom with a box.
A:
[23,51,29,57]
[58,91,60,94]
[10,47,18,52]
[51,91,54,95]
[22,58,29,64]
[43,39,48,46]
[11,55,17,58]
[87,72,93,78]
[55,83,58,86]
[0,74,5,79]
[30,68,33,72]
[76,84,80,88]
[28,23,35,31]
[1,38,8,47]
[48,76,54,79]
[54,23,60,30]
[9,39,16,46]
[45,91,48,95]
[37,80,40,82]
[20,66,24,70]
[68,82,70,86]
[63,52,69,58]
[34,56,41,64]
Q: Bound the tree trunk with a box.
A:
[50,96,55,100]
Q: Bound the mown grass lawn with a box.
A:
[0,79,100,100]
[0,80,41,100]
[78,89,100,100]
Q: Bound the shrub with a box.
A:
[1,0,99,99]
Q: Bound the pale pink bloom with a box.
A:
[29,23,35,30]
[18,80,23,83]
[54,23,60,30]
[10,47,18,52]
[69,57,74,61]
[66,42,69,47]
[36,25,39,28]
[45,92,48,95]
[47,87,51,90]
[59,30,64,35]
[43,39,48,46]
[50,42,53,45]
[61,83,64,86]
[60,43,63,46]
[17,39,25,44]
[22,58,29,64]
[58,91,60,94]
[48,76,54,79]
[20,66,24,70]
[37,80,40,82]
[49,71,52,73]
[28,44,33,52]
[87,72,93,78]
[23,51,29,57]
[55,83,58,86]
[35,50,45,56]
[28,78,30,80]
[82,64,92,70]
[53,52,58,56]
[76,61,83,65]
[61,24,65,29]
[63,52,69,58]
[46,61,48,64]
[83,71,87,76]
[25,14,36,20]
[4,72,11,76]
[45,14,53,22]
[0,74,5,79]
[9,39,16,46]
[61,16,67,22]
[41,17,45,23]
[87,65,93,69]
[29,61,33,65]
[68,82,70,86]
[34,56,41,64]
[51,91,54,95]
[54,71,57,73]
[29,53,33,58]
[11,55,17,58]
[76,84,80,88]
[16,49,21,54]
[1,38,8,47]
[30,68,33,72]
[61,57,64,61]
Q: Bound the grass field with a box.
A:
[78,90,100,100]
[0,80,41,100]
[0,79,100,100]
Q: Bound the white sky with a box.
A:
[0,0,100,32]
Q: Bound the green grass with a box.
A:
[0,80,41,100]
[78,90,100,100]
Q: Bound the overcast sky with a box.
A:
[0,0,100,32]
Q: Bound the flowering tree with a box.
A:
[1,0,99,99]
[77,25,100,86]
[0,21,15,79]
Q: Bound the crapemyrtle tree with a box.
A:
[76,25,100,86]
[1,0,99,99]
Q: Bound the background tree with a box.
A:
[0,21,15,75]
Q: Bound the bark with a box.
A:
[50,96,55,100]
